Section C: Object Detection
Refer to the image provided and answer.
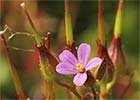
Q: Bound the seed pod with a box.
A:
[84,71,96,87]
[37,44,59,71]
[95,59,106,80]
[109,36,125,69]
[109,0,125,70]
[96,39,115,82]
[37,44,59,81]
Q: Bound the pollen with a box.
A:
[76,63,85,73]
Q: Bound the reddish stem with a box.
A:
[1,35,25,100]
[47,35,51,49]
[1,35,15,70]
[100,92,108,100]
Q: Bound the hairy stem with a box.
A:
[44,35,55,100]
[44,80,55,100]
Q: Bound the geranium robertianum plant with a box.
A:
[1,0,134,99]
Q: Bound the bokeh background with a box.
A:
[0,0,139,99]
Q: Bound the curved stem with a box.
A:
[106,70,117,92]
[91,87,98,99]
[100,83,107,100]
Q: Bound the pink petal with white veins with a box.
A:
[59,50,78,66]
[56,63,77,75]
[86,57,102,71]
[73,73,87,86]
[77,43,91,66]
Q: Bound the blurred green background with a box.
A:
[0,0,139,99]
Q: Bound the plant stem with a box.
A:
[65,0,73,47]
[47,32,51,49]
[114,0,123,39]
[98,0,106,46]
[20,2,42,47]
[100,83,107,100]
[64,1,75,99]
[44,80,55,100]
[91,87,98,99]
[1,34,25,100]
[106,70,117,92]
[45,34,55,99]
[39,47,56,99]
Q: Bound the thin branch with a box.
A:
[7,32,34,41]
[91,87,98,100]
[0,26,8,35]
[20,2,42,47]
[8,46,35,52]
[0,27,35,52]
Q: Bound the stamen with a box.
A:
[76,63,85,73]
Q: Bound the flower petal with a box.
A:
[77,43,91,66]
[56,63,77,75]
[59,50,78,66]
[73,73,87,86]
[86,57,102,71]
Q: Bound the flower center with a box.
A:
[76,63,85,73]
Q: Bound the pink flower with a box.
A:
[56,43,102,86]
